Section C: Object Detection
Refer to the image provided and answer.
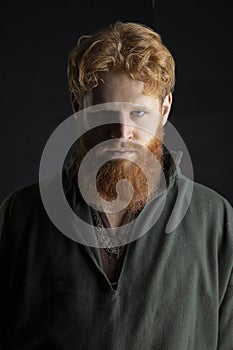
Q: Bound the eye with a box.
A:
[130,110,145,117]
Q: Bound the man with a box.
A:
[0,21,232,349]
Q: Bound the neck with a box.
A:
[105,208,129,228]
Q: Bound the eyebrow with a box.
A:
[86,103,153,114]
[130,105,152,112]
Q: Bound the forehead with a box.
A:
[83,72,160,110]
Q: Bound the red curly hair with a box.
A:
[67,21,175,106]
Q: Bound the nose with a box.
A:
[109,113,134,139]
[110,123,134,139]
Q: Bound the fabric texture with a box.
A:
[0,152,232,349]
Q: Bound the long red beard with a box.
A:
[75,123,164,213]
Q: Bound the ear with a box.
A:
[161,93,172,125]
[70,92,80,113]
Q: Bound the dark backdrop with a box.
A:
[1,1,232,205]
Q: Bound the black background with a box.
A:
[0,1,232,204]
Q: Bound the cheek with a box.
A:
[135,130,154,146]
[134,117,163,146]
[134,113,161,137]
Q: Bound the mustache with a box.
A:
[99,141,144,152]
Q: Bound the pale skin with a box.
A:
[71,72,172,227]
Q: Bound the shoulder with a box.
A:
[0,180,50,244]
[176,175,233,240]
[179,174,233,214]
[0,172,65,219]
[0,181,42,218]
[193,179,231,205]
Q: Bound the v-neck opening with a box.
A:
[89,205,141,293]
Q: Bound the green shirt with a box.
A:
[0,153,232,349]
